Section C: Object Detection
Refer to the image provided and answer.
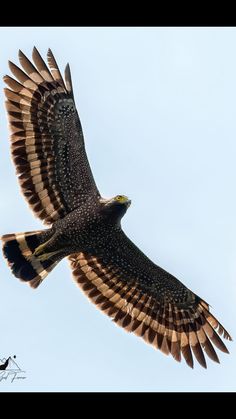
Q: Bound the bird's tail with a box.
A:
[1,230,60,288]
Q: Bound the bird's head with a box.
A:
[99,195,131,223]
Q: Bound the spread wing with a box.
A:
[4,47,100,225]
[68,229,232,369]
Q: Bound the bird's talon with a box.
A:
[37,251,60,262]
[34,240,51,257]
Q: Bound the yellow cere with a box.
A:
[115,195,129,203]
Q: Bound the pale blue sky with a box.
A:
[0,27,235,392]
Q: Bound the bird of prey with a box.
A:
[1,47,232,369]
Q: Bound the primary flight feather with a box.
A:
[1,48,232,368]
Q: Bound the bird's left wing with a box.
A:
[4,48,100,225]
[68,230,232,369]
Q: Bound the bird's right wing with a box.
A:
[68,230,232,369]
[4,48,100,225]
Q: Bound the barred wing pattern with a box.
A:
[4,48,100,225]
[69,232,232,369]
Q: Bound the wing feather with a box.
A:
[64,63,74,97]
[68,247,232,369]
[32,47,54,82]
[4,48,100,224]
[47,48,67,91]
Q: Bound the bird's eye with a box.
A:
[116,195,123,201]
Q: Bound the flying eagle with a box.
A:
[1,48,232,369]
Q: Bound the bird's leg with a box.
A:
[33,234,64,261]
[33,238,54,257]
[37,250,62,262]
